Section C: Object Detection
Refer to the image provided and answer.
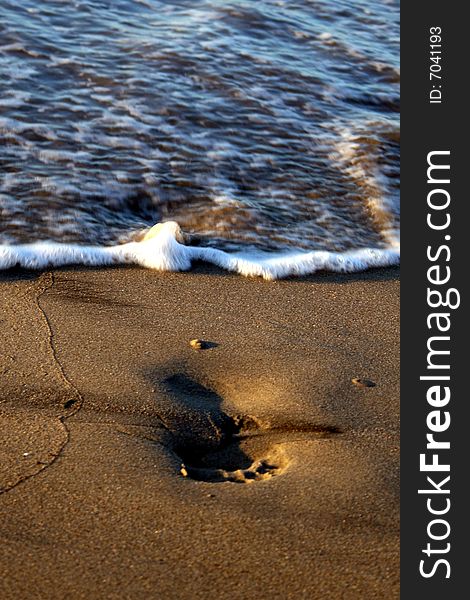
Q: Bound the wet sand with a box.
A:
[0,265,399,599]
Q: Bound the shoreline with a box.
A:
[0,221,400,279]
[0,265,399,599]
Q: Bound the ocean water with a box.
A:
[0,0,399,278]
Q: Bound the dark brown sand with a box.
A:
[0,265,399,599]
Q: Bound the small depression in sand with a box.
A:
[161,374,339,484]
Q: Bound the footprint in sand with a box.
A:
[161,373,339,484]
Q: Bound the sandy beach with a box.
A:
[0,265,399,599]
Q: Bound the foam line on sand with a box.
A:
[0,221,400,280]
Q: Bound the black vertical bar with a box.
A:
[401,3,467,597]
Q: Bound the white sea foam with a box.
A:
[0,221,399,280]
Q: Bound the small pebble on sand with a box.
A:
[189,339,204,350]
[352,377,376,388]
